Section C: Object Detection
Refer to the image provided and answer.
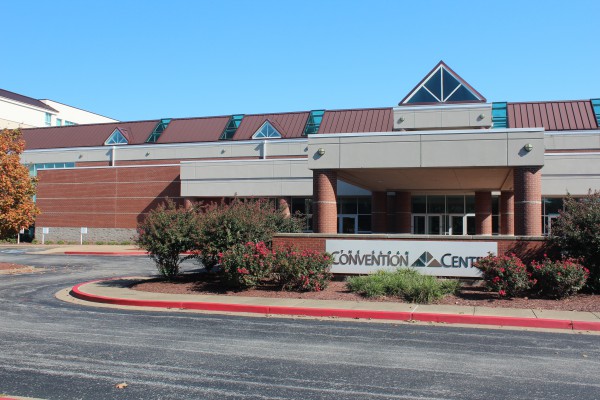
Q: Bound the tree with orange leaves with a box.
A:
[0,128,39,239]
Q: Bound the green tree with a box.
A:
[548,192,600,292]
[0,128,39,239]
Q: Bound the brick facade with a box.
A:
[313,169,337,233]
[514,167,542,236]
[393,191,412,233]
[36,165,182,229]
[475,191,492,235]
[371,191,388,233]
[500,191,515,235]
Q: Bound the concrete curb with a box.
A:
[70,279,600,331]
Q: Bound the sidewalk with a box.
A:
[70,277,600,332]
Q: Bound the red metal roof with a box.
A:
[319,108,393,133]
[507,101,598,131]
[233,112,309,140]
[156,116,230,144]
[0,88,57,112]
[23,120,160,149]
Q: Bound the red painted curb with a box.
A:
[70,279,600,332]
[64,251,148,256]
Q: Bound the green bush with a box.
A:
[195,199,303,269]
[473,253,531,297]
[219,241,274,289]
[530,258,589,298]
[136,200,200,279]
[548,192,600,292]
[274,248,333,292]
[346,269,459,304]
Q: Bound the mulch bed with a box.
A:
[0,262,29,271]
[133,273,600,312]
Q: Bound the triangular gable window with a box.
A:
[105,128,128,145]
[252,120,282,139]
[400,62,486,105]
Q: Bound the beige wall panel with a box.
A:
[441,110,470,127]
[393,111,415,130]
[414,111,442,129]
[307,143,341,169]
[507,137,545,165]
[420,132,507,142]
[336,134,420,144]
[182,178,312,197]
[545,134,600,150]
[339,142,421,168]
[22,148,111,164]
[542,176,600,196]
[543,154,600,175]
[421,139,507,167]
[468,110,491,127]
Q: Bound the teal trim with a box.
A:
[29,162,75,177]
[146,118,171,143]
[220,115,244,140]
[302,110,325,135]
[105,128,128,145]
[492,102,508,129]
[591,99,600,127]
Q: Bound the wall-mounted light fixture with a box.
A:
[524,143,533,152]
[78,154,83,159]
[145,152,150,157]
[478,114,486,120]
[398,117,405,123]
[317,148,325,156]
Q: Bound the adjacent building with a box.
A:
[0,88,117,129]
[20,62,600,244]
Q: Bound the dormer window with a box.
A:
[105,128,129,145]
[252,120,282,139]
[146,118,171,143]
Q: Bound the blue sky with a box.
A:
[1,0,599,121]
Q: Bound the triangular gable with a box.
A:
[252,120,283,139]
[104,127,129,145]
[399,61,486,105]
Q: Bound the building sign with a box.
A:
[326,240,497,277]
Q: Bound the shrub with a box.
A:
[219,241,274,289]
[530,258,589,298]
[548,192,600,292]
[136,200,200,279]
[473,253,531,297]
[346,269,459,304]
[274,248,333,292]
[195,199,303,269]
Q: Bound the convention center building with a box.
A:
[20,62,600,274]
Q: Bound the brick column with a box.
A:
[278,197,291,218]
[475,191,492,235]
[514,167,542,236]
[500,191,514,235]
[313,170,337,233]
[394,192,412,233]
[371,192,388,233]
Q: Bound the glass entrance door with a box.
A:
[338,215,357,234]
[449,214,464,235]
[427,215,442,235]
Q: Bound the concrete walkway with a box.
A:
[70,276,600,332]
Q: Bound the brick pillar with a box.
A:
[278,197,290,218]
[394,192,411,233]
[500,191,515,235]
[475,191,492,235]
[313,170,337,233]
[514,167,542,236]
[372,192,388,233]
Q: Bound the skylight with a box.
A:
[400,62,485,105]
[105,128,128,145]
[146,118,171,143]
[252,121,282,139]
[220,115,244,140]
[303,110,325,135]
